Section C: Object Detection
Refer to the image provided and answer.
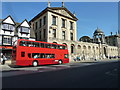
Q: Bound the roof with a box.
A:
[94,28,104,34]
[79,36,92,42]
[80,36,91,39]
[0,16,35,38]
[29,7,78,23]
[105,34,120,38]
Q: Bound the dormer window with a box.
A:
[2,23,14,31]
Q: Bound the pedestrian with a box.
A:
[77,56,80,61]
[1,53,7,65]
[0,53,3,64]
[73,56,77,61]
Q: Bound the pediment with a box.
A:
[49,7,77,21]
[53,9,73,18]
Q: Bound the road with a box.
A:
[2,60,120,88]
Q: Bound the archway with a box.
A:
[104,47,107,57]
[53,42,57,44]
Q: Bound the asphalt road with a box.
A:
[2,61,120,88]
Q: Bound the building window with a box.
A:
[35,22,38,30]
[70,21,73,30]
[43,29,46,38]
[70,33,73,40]
[39,31,41,40]
[39,19,42,28]
[2,24,14,31]
[43,16,46,25]
[19,37,28,40]
[62,31,65,40]
[35,33,37,40]
[52,29,56,38]
[62,19,65,28]
[20,27,29,33]
[3,36,12,45]
[33,23,34,30]
[71,45,74,54]
[52,16,56,25]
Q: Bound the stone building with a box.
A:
[29,2,119,61]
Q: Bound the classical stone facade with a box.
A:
[29,2,119,61]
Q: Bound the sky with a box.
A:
[2,2,118,40]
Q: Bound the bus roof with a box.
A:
[18,39,67,46]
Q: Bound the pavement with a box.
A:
[0,58,119,72]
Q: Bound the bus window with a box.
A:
[63,46,67,49]
[34,42,39,47]
[40,43,44,48]
[46,54,50,58]
[45,44,51,48]
[51,54,55,58]
[20,41,26,46]
[21,52,25,57]
[28,53,31,58]
[26,41,31,47]
[32,53,39,58]
[45,54,55,58]
[41,53,45,58]
[39,43,41,48]
[51,44,57,49]
[58,45,63,49]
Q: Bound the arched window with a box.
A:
[53,42,57,44]
[78,45,81,49]
[62,43,67,46]
[71,44,75,54]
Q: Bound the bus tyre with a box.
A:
[32,61,38,67]
[58,60,62,64]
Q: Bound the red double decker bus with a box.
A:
[12,39,69,66]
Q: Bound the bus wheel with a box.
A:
[32,61,38,67]
[58,60,62,64]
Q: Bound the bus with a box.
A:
[12,39,69,66]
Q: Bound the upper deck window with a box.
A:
[45,44,51,48]
[19,40,66,50]
[40,43,44,48]
[51,44,57,49]
[20,41,26,46]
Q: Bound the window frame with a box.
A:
[52,16,56,25]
